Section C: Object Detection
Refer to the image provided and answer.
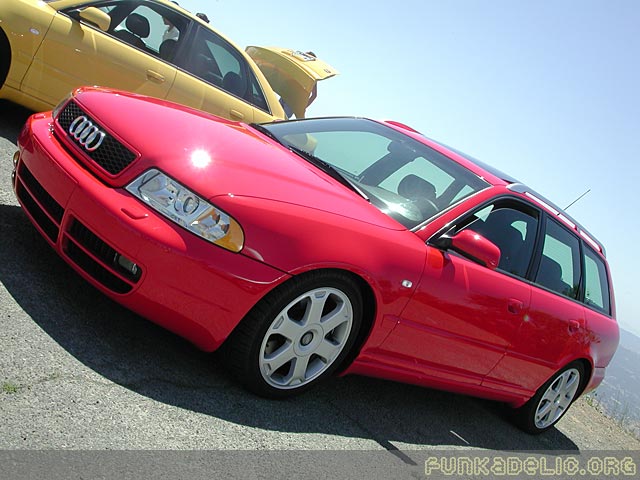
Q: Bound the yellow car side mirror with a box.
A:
[79,7,111,32]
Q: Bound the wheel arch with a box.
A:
[573,357,593,397]
[225,266,378,370]
[0,27,11,89]
[334,269,377,373]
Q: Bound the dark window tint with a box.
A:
[184,27,268,110]
[535,218,581,299]
[583,247,611,314]
[464,204,538,278]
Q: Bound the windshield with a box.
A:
[259,118,490,229]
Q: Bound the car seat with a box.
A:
[113,13,150,50]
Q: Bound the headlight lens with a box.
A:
[126,169,244,252]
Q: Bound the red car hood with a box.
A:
[72,88,403,230]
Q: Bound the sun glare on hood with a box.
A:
[191,149,211,168]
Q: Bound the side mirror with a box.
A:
[79,7,111,32]
[434,229,501,270]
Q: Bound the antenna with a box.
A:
[564,189,591,211]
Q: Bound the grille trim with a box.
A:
[15,163,63,243]
[63,217,142,294]
[57,101,137,175]
[64,241,133,295]
[16,160,142,295]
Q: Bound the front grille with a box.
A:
[65,241,133,294]
[57,101,137,175]
[63,218,142,294]
[15,163,63,243]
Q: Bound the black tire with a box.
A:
[223,270,363,398]
[512,361,585,434]
[0,29,10,90]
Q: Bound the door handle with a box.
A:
[230,109,245,120]
[568,319,582,333]
[146,70,165,83]
[507,298,524,314]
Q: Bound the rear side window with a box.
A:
[583,247,611,314]
[535,218,581,299]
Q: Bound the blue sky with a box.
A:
[180,0,639,336]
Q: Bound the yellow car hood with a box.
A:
[246,46,338,118]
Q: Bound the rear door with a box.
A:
[484,216,586,395]
[167,25,273,123]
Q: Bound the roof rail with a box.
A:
[508,183,606,256]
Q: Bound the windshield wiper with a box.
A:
[286,145,369,201]
[250,123,282,143]
[250,124,368,201]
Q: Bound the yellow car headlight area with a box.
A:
[126,169,244,252]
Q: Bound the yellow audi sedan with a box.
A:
[0,0,335,122]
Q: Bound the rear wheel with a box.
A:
[224,271,363,398]
[512,361,585,434]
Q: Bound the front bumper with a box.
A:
[13,112,290,351]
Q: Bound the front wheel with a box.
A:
[224,271,363,398]
[0,29,11,90]
[512,361,585,434]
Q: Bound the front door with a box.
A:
[379,200,539,385]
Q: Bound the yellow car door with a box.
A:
[21,5,176,108]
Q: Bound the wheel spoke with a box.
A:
[534,368,581,429]
[315,338,342,363]
[562,372,579,395]
[258,284,356,391]
[540,387,558,405]
[303,290,330,326]
[320,302,350,333]
[263,343,295,374]
[536,399,553,419]
[554,374,567,393]
[286,355,311,386]
[270,313,304,341]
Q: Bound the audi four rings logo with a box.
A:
[68,116,106,152]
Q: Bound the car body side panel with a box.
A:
[376,248,533,385]
[482,278,592,396]
[0,0,56,92]
[167,69,259,123]
[220,194,428,322]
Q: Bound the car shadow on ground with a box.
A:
[0,203,579,453]
[0,100,32,141]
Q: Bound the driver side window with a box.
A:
[183,26,268,110]
[96,2,188,59]
[462,202,538,278]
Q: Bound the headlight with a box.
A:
[126,169,244,252]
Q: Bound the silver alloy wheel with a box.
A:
[534,368,581,429]
[258,287,354,390]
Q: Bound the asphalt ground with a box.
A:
[1,99,638,477]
